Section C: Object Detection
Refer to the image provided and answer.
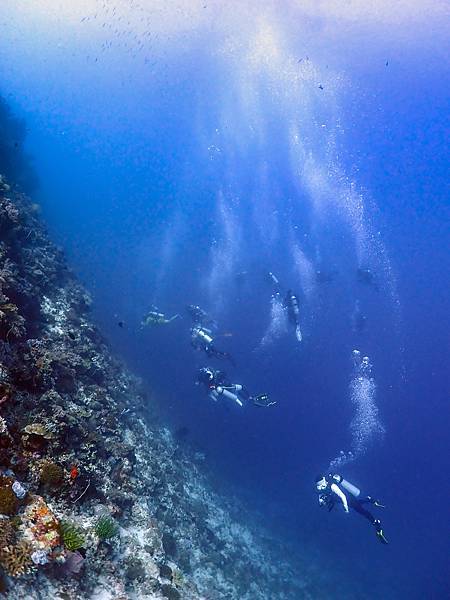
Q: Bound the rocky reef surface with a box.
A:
[0,174,331,599]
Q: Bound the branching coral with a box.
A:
[0,542,33,577]
[0,519,16,548]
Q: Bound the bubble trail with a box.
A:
[329,350,384,470]
[257,294,288,350]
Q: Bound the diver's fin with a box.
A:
[376,529,388,544]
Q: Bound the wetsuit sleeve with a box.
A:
[331,483,349,513]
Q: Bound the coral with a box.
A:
[22,422,54,452]
[22,495,60,551]
[40,460,64,486]
[23,423,53,439]
[57,550,84,576]
[30,549,49,565]
[59,521,85,552]
[172,568,184,588]
[0,519,16,548]
[11,481,26,499]
[9,516,21,530]
[95,514,118,540]
[0,542,33,577]
[0,487,18,516]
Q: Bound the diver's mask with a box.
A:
[316,477,328,492]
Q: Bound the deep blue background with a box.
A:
[0,2,448,598]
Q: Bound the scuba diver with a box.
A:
[284,290,302,342]
[315,474,388,544]
[141,306,180,327]
[196,367,276,408]
[191,325,235,364]
[186,304,216,328]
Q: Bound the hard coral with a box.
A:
[0,519,15,548]
[22,423,53,452]
[0,542,33,577]
[22,495,60,551]
[39,461,64,487]
[0,487,18,516]
[23,423,53,439]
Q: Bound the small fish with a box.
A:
[70,466,79,480]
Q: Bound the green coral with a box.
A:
[95,514,119,540]
[59,521,85,551]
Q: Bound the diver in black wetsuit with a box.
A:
[186,304,216,328]
[196,367,275,408]
[285,290,302,342]
[141,306,180,327]
[191,325,235,364]
[315,474,388,544]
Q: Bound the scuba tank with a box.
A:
[216,386,243,407]
[268,272,280,286]
[340,479,361,498]
[194,327,213,345]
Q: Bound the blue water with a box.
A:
[1,2,449,598]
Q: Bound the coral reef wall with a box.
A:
[0,174,333,599]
